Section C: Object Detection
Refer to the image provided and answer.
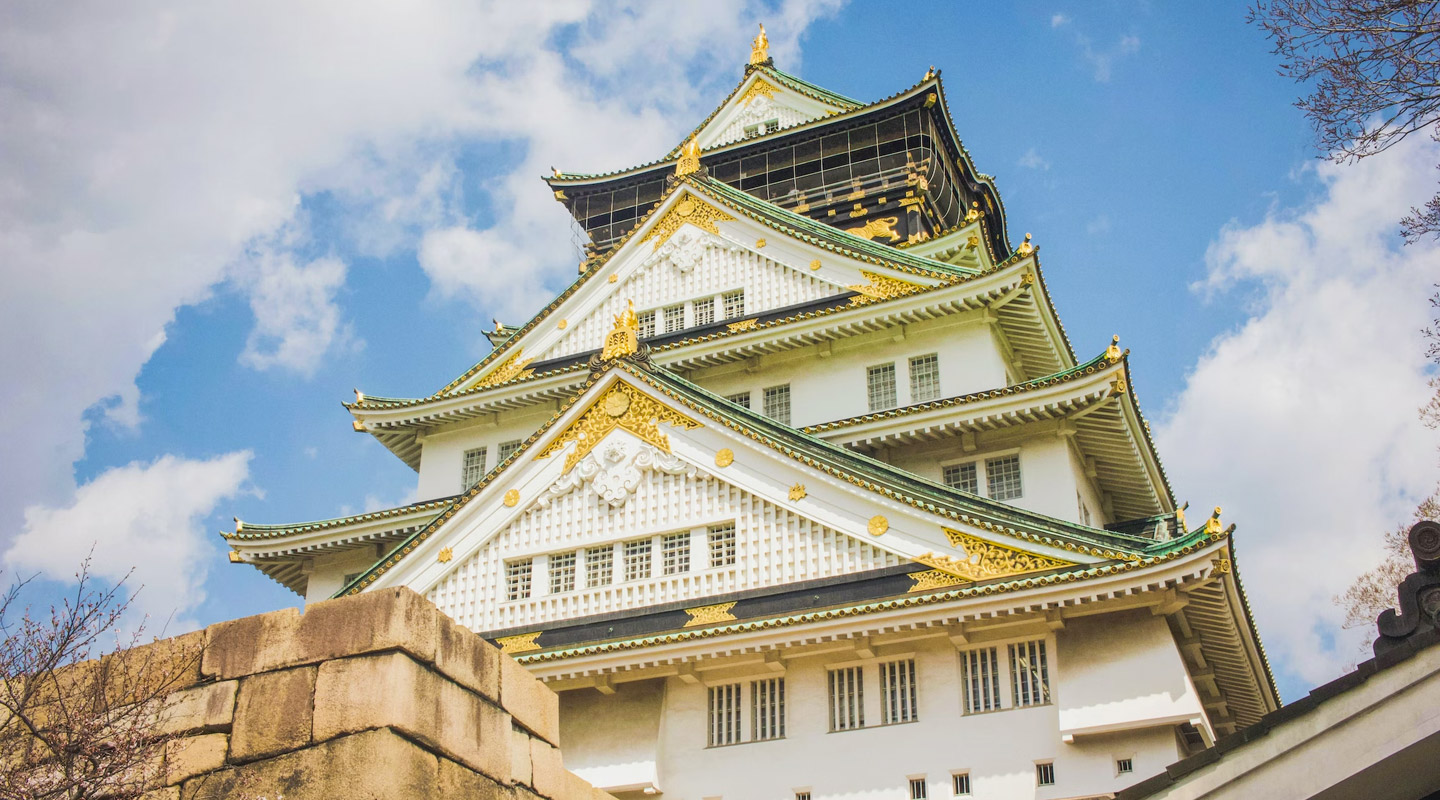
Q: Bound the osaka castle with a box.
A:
[224,28,1278,800]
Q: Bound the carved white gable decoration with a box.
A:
[539,439,694,508]
[640,227,739,275]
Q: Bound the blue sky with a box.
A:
[3,2,1437,704]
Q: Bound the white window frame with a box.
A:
[880,658,919,724]
[986,452,1023,500]
[623,538,652,581]
[694,296,716,326]
[461,447,487,489]
[762,383,791,425]
[725,390,752,409]
[908,776,929,800]
[497,439,523,463]
[722,289,746,320]
[661,532,690,576]
[941,460,978,494]
[826,665,865,731]
[706,682,743,747]
[1036,762,1056,787]
[909,353,941,403]
[705,675,787,747]
[959,633,1056,714]
[951,772,972,796]
[707,523,737,568]
[662,303,685,334]
[505,558,532,601]
[867,362,898,411]
[637,310,656,338]
[585,545,614,588]
[939,449,1023,501]
[1115,756,1134,776]
[549,551,576,594]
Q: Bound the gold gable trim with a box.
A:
[739,77,777,106]
[477,349,534,388]
[641,194,735,251]
[535,381,701,473]
[847,270,925,307]
[907,569,967,593]
[915,527,1076,582]
[497,632,542,654]
[684,601,738,627]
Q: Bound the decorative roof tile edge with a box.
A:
[223,495,460,541]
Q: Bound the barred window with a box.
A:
[637,310,656,338]
[549,551,576,594]
[505,559,532,601]
[1116,759,1133,775]
[725,390,751,409]
[867,363,897,411]
[623,539,652,581]
[1036,763,1055,786]
[1009,639,1051,707]
[722,289,746,319]
[661,532,690,575]
[909,778,928,799]
[585,545,613,588]
[497,439,522,462]
[708,524,737,567]
[827,666,865,731]
[881,659,918,724]
[663,303,685,334]
[952,773,971,795]
[986,454,1023,500]
[910,353,941,402]
[763,384,791,425]
[942,462,977,494]
[695,297,716,326]
[795,794,811,800]
[707,683,742,747]
[461,447,487,488]
[751,677,785,741]
[960,647,1001,713]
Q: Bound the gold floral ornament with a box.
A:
[1110,375,1127,395]
[536,381,700,473]
[642,192,735,250]
[715,448,734,467]
[847,271,924,307]
[478,348,534,388]
[809,259,821,270]
[739,77,776,106]
[907,569,965,593]
[920,528,1075,581]
[497,632,542,654]
[965,201,982,222]
[1211,557,1232,575]
[503,489,520,507]
[437,547,453,564]
[684,601,738,627]
[868,515,889,536]
[726,318,758,332]
[748,23,769,65]
[788,483,807,501]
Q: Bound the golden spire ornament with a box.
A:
[676,137,702,177]
[749,24,770,65]
[601,299,641,360]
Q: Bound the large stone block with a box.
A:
[435,612,502,703]
[501,653,560,746]
[156,680,236,736]
[183,729,437,800]
[201,607,302,680]
[230,666,316,763]
[164,732,228,785]
[438,755,512,799]
[529,738,564,799]
[511,727,533,787]
[313,651,510,782]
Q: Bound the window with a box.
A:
[637,310,656,338]
[942,462,978,494]
[662,532,690,575]
[623,539,652,581]
[909,778,928,799]
[1009,639,1051,707]
[498,439,522,462]
[663,303,685,334]
[960,647,1001,714]
[1116,758,1133,774]
[708,524,737,567]
[743,118,780,137]
[722,289,746,319]
[505,559,532,601]
[795,794,811,800]
[763,384,791,425]
[986,454,1023,500]
[695,297,716,326]
[867,363,897,411]
[1036,763,1055,786]
[707,683,742,747]
[585,545,613,588]
[910,353,941,402]
[881,659,918,724]
[751,677,785,741]
[827,666,865,731]
[461,447,487,488]
[549,551,576,594]
[725,390,751,409]
[952,773,971,796]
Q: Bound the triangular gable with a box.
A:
[694,70,851,151]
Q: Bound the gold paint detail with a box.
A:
[848,204,868,218]
[788,483,807,501]
[739,77,776,106]
[726,318,758,332]
[478,349,535,388]
[714,448,734,467]
[608,274,618,283]
[227,550,243,563]
[352,420,367,432]
[795,202,810,213]
[907,569,966,593]
[498,632,542,654]
[1018,232,1034,256]
[437,547,453,564]
[967,234,980,249]
[1020,271,1035,286]
[1212,557,1232,575]
[755,238,767,248]
[676,137,702,177]
[922,527,1076,581]
[503,489,520,507]
[1204,507,1224,537]
[536,381,700,473]
[965,202,982,222]
[923,92,937,108]
[1106,335,1123,363]
[847,270,925,306]
[601,300,641,360]
[1176,502,1189,532]
[643,193,735,250]
[809,259,821,271]
[846,216,901,241]
[749,24,769,65]
[558,319,568,330]
[1111,375,1127,395]
[868,515,889,536]
[354,388,365,403]
[553,189,567,200]
[684,601,738,627]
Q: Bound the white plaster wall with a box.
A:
[559,631,1187,800]
[303,548,382,604]
[1068,443,1111,528]
[887,434,1093,525]
[561,679,665,792]
[713,96,817,146]
[416,406,557,500]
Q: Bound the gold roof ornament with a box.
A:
[1176,501,1189,532]
[1204,506,1224,536]
[601,300,641,360]
[924,65,936,80]
[353,388,365,404]
[1017,232,1034,256]
[676,137,702,177]
[749,23,770,65]
[1106,334,1123,363]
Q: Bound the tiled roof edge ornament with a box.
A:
[1374,519,1440,656]
[748,23,772,68]
[590,299,656,375]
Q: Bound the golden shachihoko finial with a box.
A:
[601,299,641,360]
[676,137,702,177]
[749,24,770,65]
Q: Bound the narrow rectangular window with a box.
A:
[637,310,656,338]
[623,539,652,581]
[497,439,522,462]
[1116,758,1133,774]
[827,666,865,731]
[986,454,1023,500]
[1036,763,1055,786]
[751,677,785,741]
[960,647,1001,713]
[505,559,532,601]
[461,447,487,488]
[909,778,928,799]
[942,462,977,494]
[910,353,941,402]
[585,546,613,588]
[1009,639,1051,707]
[867,363,897,411]
[662,532,690,575]
[881,659,918,724]
[707,683,743,747]
[952,773,971,796]
[663,303,685,334]
[549,551,576,594]
[725,390,751,409]
[795,794,811,800]
[763,384,791,425]
[722,290,746,319]
[708,524,737,567]
[694,297,716,326]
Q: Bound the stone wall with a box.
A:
[143,587,611,800]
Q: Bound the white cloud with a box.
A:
[1019,147,1050,170]
[1157,139,1440,689]
[238,246,356,375]
[1075,33,1140,82]
[5,452,253,630]
[1051,13,1070,28]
